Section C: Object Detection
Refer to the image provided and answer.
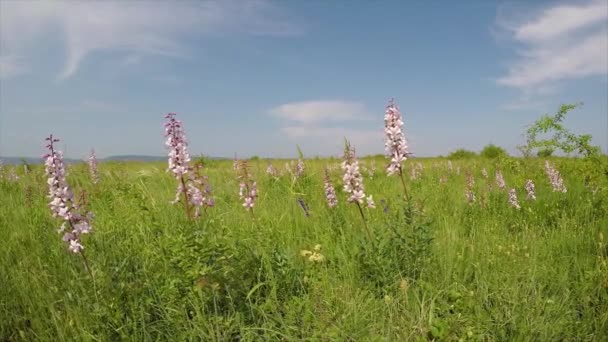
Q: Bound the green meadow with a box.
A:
[1,156,607,341]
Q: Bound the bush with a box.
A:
[447,149,477,159]
[537,149,554,157]
[480,144,508,159]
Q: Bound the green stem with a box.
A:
[355,202,373,241]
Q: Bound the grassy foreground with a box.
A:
[1,157,607,341]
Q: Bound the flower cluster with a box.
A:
[164,113,191,178]
[508,188,521,209]
[495,170,506,190]
[384,99,410,176]
[342,142,374,208]
[266,163,279,178]
[88,149,99,184]
[285,159,306,180]
[525,179,536,200]
[164,113,213,218]
[465,172,476,203]
[300,244,325,263]
[323,168,338,208]
[447,160,453,172]
[481,167,488,179]
[544,160,567,193]
[44,135,93,253]
[237,160,257,211]
[410,162,423,180]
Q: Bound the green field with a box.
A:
[1,156,607,341]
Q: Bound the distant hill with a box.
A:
[103,155,166,162]
[0,155,229,165]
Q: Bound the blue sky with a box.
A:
[1,0,606,159]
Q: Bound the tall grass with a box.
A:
[1,157,607,340]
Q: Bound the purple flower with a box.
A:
[237,160,257,211]
[525,179,536,200]
[508,188,521,209]
[495,170,506,191]
[44,135,93,254]
[481,167,488,179]
[164,113,191,179]
[266,163,279,178]
[544,160,567,193]
[465,172,476,203]
[384,99,410,176]
[88,149,99,184]
[341,143,367,204]
[164,113,213,218]
[323,168,338,208]
[366,195,376,209]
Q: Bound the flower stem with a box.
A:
[355,202,373,241]
[398,168,411,201]
[180,175,193,219]
[80,251,94,280]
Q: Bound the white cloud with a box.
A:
[270,100,369,124]
[271,100,382,156]
[0,0,298,80]
[497,0,608,89]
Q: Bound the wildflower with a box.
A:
[342,140,373,239]
[544,160,567,193]
[266,163,279,178]
[465,172,476,203]
[384,99,410,176]
[410,165,419,180]
[323,168,338,208]
[366,195,376,209]
[88,149,99,184]
[342,143,367,204]
[481,167,488,179]
[43,135,94,254]
[495,170,506,190]
[508,188,521,209]
[297,197,310,217]
[164,113,213,218]
[296,159,305,178]
[410,162,423,180]
[237,160,257,211]
[301,244,324,263]
[525,179,536,200]
[447,160,453,172]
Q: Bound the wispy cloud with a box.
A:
[270,100,370,124]
[496,0,607,90]
[0,0,299,80]
[270,100,382,156]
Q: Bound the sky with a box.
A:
[0,0,607,159]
